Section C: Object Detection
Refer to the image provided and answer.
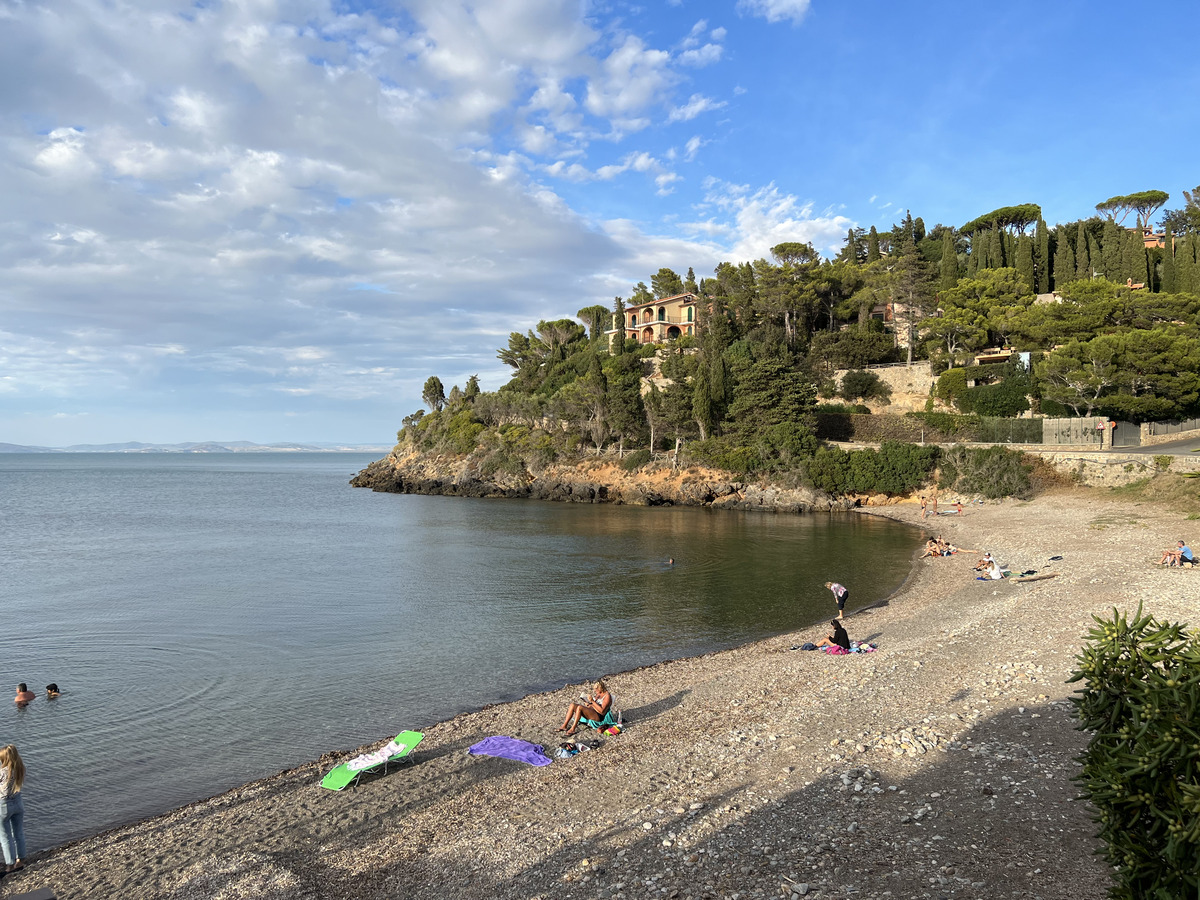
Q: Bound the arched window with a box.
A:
[686,307,693,322]
[657,307,665,321]
[629,314,637,327]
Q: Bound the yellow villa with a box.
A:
[608,292,699,346]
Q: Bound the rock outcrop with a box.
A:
[350,449,851,512]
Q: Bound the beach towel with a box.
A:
[468,736,552,766]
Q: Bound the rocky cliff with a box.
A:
[350,449,853,513]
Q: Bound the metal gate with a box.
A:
[1111,420,1141,448]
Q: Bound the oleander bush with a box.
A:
[1069,607,1200,899]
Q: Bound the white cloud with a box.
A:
[690,180,855,259]
[737,0,813,26]
[668,93,727,123]
[585,35,674,119]
[684,136,705,161]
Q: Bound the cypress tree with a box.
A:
[1035,218,1050,292]
[1179,235,1198,294]
[1161,223,1178,293]
[999,228,1012,267]
[1120,228,1143,285]
[1101,219,1122,282]
[1086,231,1102,279]
[966,233,979,277]
[1053,231,1074,290]
[867,226,881,262]
[1016,235,1035,293]
[940,229,959,289]
[1075,222,1090,279]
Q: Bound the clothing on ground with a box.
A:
[468,736,553,766]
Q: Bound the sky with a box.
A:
[2,0,1199,446]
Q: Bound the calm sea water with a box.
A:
[0,453,920,851]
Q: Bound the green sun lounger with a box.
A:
[321,730,424,791]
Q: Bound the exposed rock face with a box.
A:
[350,450,848,512]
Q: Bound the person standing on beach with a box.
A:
[825,582,848,619]
[919,496,927,518]
[0,745,26,874]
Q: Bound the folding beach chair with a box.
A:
[320,730,423,791]
[579,699,622,731]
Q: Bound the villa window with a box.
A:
[687,307,693,322]
[658,307,665,321]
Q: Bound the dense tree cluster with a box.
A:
[401,182,1200,490]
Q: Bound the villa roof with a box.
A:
[624,292,699,311]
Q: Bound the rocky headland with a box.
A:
[350,449,858,513]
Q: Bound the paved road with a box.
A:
[1121,436,1200,455]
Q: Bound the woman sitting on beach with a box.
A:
[814,619,851,652]
[559,681,611,736]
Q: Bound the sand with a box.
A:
[8,487,1196,900]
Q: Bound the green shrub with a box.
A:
[1155,455,1174,470]
[1069,607,1200,899]
[621,449,652,471]
[687,438,761,475]
[937,445,1032,499]
[840,369,892,403]
[805,441,939,496]
[936,368,969,407]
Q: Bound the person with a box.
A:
[1158,541,1195,566]
[918,539,940,559]
[919,496,927,518]
[0,745,26,874]
[815,619,851,651]
[825,582,848,619]
[954,501,963,516]
[559,680,612,736]
[13,685,34,706]
[667,558,674,566]
[45,684,60,699]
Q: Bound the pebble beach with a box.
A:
[9,487,1195,900]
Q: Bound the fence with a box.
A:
[1146,417,1200,436]
[1042,417,1106,446]
[976,417,1043,443]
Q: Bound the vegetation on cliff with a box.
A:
[395,188,1200,499]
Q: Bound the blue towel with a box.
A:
[468,736,552,766]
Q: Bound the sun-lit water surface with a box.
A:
[0,452,921,850]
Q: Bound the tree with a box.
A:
[1052,231,1073,291]
[464,374,481,402]
[1096,190,1168,226]
[684,267,699,294]
[1036,337,1120,416]
[577,304,611,342]
[1099,218,1122,283]
[604,350,646,450]
[422,376,446,412]
[630,281,653,304]
[1075,221,1090,280]
[1035,218,1050,293]
[1160,184,1200,235]
[891,233,937,365]
[1015,234,1035,292]
[939,229,959,290]
[866,226,881,262]
[1161,223,1178,294]
[651,267,685,299]
[1120,228,1147,286]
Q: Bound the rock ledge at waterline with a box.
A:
[350,450,856,512]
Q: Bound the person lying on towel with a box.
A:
[559,680,611,736]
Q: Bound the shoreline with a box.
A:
[13,488,1196,899]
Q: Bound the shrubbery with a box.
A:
[805,441,940,496]
[840,369,892,404]
[620,449,652,471]
[937,445,1032,499]
[1069,607,1200,899]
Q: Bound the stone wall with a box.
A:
[833,362,939,413]
[1023,450,1200,487]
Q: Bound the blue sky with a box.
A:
[2,0,1198,445]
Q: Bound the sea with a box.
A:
[0,452,922,851]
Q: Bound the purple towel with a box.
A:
[468,736,552,766]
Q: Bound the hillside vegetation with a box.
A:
[402,191,1200,499]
